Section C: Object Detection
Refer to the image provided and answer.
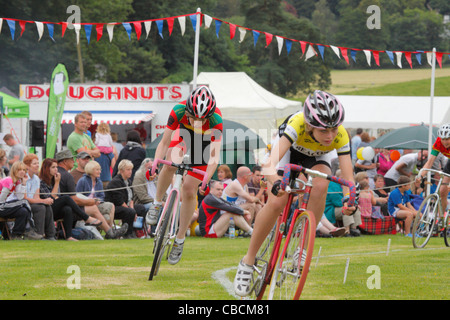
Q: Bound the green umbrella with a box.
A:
[0,91,29,118]
[370,124,438,150]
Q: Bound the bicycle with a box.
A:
[249,163,357,300]
[148,158,208,281]
[412,168,450,248]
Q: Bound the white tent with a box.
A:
[193,72,302,143]
[337,95,450,133]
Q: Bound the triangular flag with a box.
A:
[84,24,92,44]
[415,51,423,65]
[204,15,212,29]
[177,17,185,36]
[264,32,273,47]
[133,21,142,40]
[317,45,325,60]
[372,50,380,66]
[404,52,413,68]
[385,50,394,64]
[395,51,403,68]
[305,45,317,61]
[229,23,236,40]
[96,24,103,41]
[436,52,443,68]
[252,30,259,47]
[363,50,371,66]
[46,23,54,41]
[340,47,349,64]
[106,23,115,42]
[215,20,221,38]
[122,22,132,40]
[6,19,15,40]
[276,36,283,55]
[35,21,44,41]
[426,51,432,66]
[155,20,164,39]
[144,21,152,38]
[330,45,340,58]
[61,22,67,37]
[189,14,197,32]
[166,18,174,36]
[18,20,26,38]
[299,41,307,57]
[238,27,246,43]
[350,49,357,63]
[285,39,292,55]
[73,23,81,44]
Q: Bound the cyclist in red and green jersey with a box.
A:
[419,123,450,210]
[146,86,223,265]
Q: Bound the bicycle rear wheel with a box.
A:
[149,193,177,280]
[268,210,316,300]
[412,194,439,248]
[444,211,450,247]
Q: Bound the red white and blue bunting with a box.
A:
[0,12,449,68]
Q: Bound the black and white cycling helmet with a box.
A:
[303,90,345,129]
[185,85,217,119]
[438,123,450,139]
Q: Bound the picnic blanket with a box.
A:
[359,216,397,235]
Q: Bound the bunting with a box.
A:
[0,12,449,69]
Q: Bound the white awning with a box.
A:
[61,111,155,125]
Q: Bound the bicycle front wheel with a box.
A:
[444,211,450,247]
[268,210,316,300]
[412,194,439,248]
[149,193,177,280]
[254,224,277,300]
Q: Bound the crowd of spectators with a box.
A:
[1,121,449,241]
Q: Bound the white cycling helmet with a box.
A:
[303,90,345,129]
[438,123,450,139]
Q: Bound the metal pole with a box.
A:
[192,8,201,89]
[427,48,436,195]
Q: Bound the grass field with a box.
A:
[0,233,448,300]
[330,67,450,95]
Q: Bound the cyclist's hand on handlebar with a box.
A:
[271,180,286,197]
[146,170,157,181]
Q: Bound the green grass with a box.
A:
[340,76,450,96]
[0,234,448,300]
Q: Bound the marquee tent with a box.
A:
[192,72,302,144]
[337,95,449,130]
[0,91,29,118]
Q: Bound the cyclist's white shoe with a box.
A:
[234,259,253,297]
[168,241,184,265]
[146,203,162,226]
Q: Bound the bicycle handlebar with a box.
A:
[151,158,209,190]
[280,163,357,207]
[418,168,450,180]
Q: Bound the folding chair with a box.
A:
[0,218,15,240]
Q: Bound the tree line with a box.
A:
[0,0,448,97]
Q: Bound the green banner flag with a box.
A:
[46,63,69,158]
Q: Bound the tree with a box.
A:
[239,0,331,96]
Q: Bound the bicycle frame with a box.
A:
[413,168,450,247]
[255,163,356,299]
[149,158,208,280]
[151,158,209,239]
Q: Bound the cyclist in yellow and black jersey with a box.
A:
[234,90,356,297]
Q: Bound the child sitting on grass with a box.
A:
[387,175,417,236]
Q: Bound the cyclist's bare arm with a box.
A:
[261,136,291,185]
[154,127,175,163]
